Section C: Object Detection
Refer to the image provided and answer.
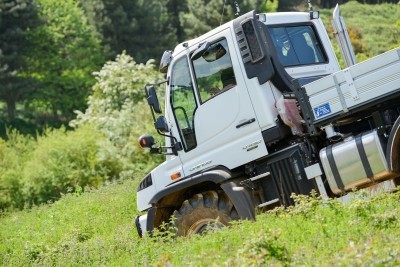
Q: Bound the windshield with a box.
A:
[268,25,327,67]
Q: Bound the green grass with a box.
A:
[1,178,399,266]
[1,3,400,266]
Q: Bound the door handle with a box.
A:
[236,118,256,128]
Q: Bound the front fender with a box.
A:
[149,168,229,205]
[148,167,256,230]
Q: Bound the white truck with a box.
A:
[135,4,400,237]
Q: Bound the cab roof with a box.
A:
[172,11,313,57]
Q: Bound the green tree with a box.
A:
[26,0,104,124]
[0,0,39,121]
[167,0,189,43]
[179,0,266,39]
[78,0,177,63]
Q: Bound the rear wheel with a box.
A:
[172,190,238,236]
[387,116,400,185]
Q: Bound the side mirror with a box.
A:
[159,50,172,73]
[154,116,169,133]
[138,134,155,149]
[191,41,210,61]
[147,85,162,114]
[203,43,226,62]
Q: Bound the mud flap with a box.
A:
[220,182,256,220]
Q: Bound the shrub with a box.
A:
[71,52,165,179]
[0,130,35,210]
[21,125,122,207]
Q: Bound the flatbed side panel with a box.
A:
[300,47,400,126]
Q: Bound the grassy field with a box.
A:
[1,176,399,266]
[1,3,400,266]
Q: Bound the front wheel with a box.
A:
[172,190,238,236]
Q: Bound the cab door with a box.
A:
[169,28,268,176]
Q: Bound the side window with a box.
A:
[192,39,237,103]
[268,25,327,67]
[170,57,197,151]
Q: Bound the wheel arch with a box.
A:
[147,167,256,231]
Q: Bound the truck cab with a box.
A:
[136,8,400,237]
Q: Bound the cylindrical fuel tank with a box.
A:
[320,130,391,194]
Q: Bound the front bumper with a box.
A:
[135,214,148,237]
[135,207,155,237]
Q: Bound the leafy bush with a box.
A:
[0,130,34,210]
[0,125,121,210]
[71,52,165,179]
[21,125,121,207]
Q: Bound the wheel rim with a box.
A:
[187,218,224,235]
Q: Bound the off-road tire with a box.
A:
[171,190,239,236]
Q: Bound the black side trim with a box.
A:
[355,134,374,180]
[262,124,291,145]
[293,79,317,135]
[262,24,295,93]
[326,145,345,192]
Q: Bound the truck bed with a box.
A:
[295,47,400,134]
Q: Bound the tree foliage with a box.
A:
[26,0,104,123]
[78,0,177,62]
[179,0,266,39]
[71,53,165,178]
[0,0,39,121]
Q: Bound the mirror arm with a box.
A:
[150,144,181,156]
[156,130,182,155]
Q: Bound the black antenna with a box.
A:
[307,0,313,12]
[307,0,319,19]
[220,0,226,25]
[234,1,241,16]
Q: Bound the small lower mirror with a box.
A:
[138,134,155,149]
[155,116,169,133]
